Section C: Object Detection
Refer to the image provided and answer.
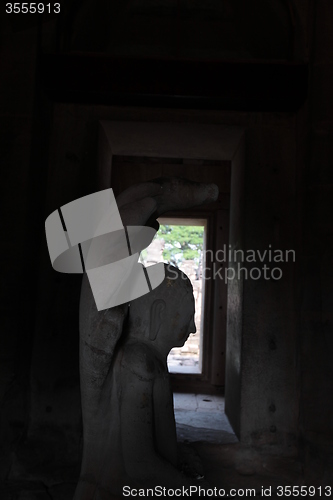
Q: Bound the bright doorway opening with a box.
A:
[142,217,207,374]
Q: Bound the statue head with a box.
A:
[128,264,196,355]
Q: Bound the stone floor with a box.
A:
[174,392,238,444]
[173,393,311,499]
[168,354,201,373]
[1,394,326,499]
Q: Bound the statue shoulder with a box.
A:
[120,340,157,382]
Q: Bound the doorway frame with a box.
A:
[98,121,245,438]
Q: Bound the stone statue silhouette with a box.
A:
[74,177,218,499]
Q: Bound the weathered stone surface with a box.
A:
[309,130,333,184]
[312,64,333,123]
[48,483,77,500]
[314,2,333,64]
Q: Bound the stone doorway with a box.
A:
[142,218,207,374]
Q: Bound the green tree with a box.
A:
[156,224,204,265]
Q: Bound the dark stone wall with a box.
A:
[0,15,38,482]
[240,113,300,451]
[298,0,333,483]
[70,0,295,59]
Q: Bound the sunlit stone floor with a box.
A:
[173,392,238,444]
[173,393,306,499]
